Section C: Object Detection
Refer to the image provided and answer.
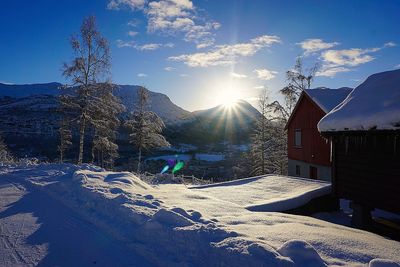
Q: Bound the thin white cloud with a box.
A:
[384,41,396,47]
[230,72,247,79]
[254,69,278,80]
[116,39,174,50]
[317,42,395,77]
[298,38,339,55]
[394,64,400,69]
[164,66,176,71]
[168,35,281,67]
[127,19,141,27]
[180,73,188,77]
[107,0,146,10]
[128,31,138,37]
[137,73,147,77]
[108,0,220,48]
[316,65,352,77]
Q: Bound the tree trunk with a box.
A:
[137,148,142,173]
[101,150,104,168]
[78,115,86,165]
[60,149,64,163]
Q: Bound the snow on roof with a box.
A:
[318,69,400,132]
[305,87,352,113]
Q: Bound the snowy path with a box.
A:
[0,178,152,267]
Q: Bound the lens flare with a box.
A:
[172,161,185,174]
[160,165,169,174]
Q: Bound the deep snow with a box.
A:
[318,69,400,132]
[1,164,399,267]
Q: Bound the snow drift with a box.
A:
[318,69,400,132]
[1,163,399,267]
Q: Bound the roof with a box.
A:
[318,69,400,132]
[285,87,352,129]
[304,87,353,113]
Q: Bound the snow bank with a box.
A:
[368,259,400,267]
[191,175,331,210]
[278,240,327,267]
[3,164,400,267]
[246,185,331,212]
[318,69,400,132]
[18,165,294,267]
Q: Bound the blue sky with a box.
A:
[0,0,399,111]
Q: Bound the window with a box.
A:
[295,165,301,176]
[294,129,302,147]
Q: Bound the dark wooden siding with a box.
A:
[332,133,400,213]
[287,93,331,166]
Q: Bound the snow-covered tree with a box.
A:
[125,87,170,173]
[58,114,72,163]
[249,89,287,175]
[61,16,124,164]
[90,85,125,168]
[0,133,12,163]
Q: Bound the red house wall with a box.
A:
[287,94,331,167]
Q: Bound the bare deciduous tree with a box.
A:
[269,57,319,122]
[61,16,123,165]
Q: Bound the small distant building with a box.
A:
[286,88,352,181]
[319,69,400,225]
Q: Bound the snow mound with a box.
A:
[369,259,400,267]
[192,175,331,211]
[318,69,400,132]
[278,240,327,267]
[246,185,331,212]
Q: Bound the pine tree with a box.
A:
[249,89,288,176]
[90,84,125,168]
[125,87,170,173]
[61,16,124,165]
[0,133,11,163]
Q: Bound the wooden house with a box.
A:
[319,70,400,224]
[286,88,351,181]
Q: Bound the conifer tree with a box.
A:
[0,133,11,163]
[125,87,170,173]
[249,89,287,176]
[58,115,72,163]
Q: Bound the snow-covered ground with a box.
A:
[190,175,330,211]
[1,164,399,267]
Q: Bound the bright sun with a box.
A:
[215,87,241,108]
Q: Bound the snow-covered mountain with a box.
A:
[193,100,261,121]
[0,82,191,125]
